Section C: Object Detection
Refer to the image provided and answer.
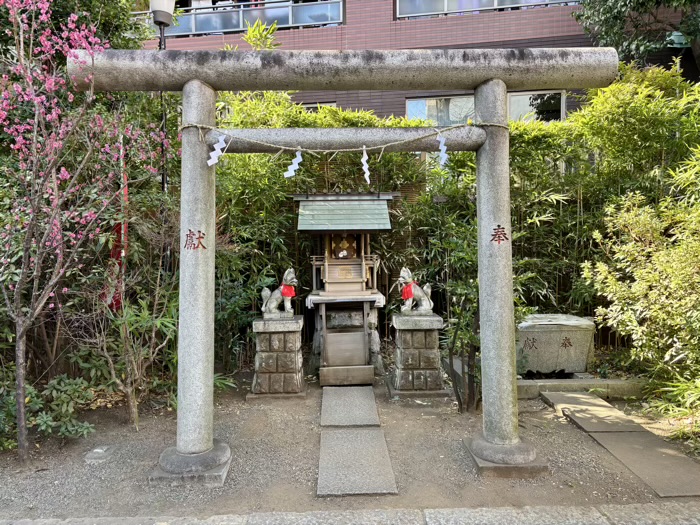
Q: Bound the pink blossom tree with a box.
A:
[0,0,165,462]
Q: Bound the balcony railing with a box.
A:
[396,0,577,19]
[136,0,343,38]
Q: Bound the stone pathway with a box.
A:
[320,386,380,427]
[542,391,700,498]
[317,386,397,496]
[5,502,700,525]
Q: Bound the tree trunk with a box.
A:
[126,385,139,431]
[121,323,140,430]
[15,326,29,463]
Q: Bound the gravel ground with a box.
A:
[0,378,689,520]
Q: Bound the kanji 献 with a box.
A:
[522,337,538,352]
[184,229,207,250]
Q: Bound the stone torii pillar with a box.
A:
[469,79,539,470]
[68,48,618,482]
[153,79,233,485]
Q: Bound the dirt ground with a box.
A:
[0,378,697,520]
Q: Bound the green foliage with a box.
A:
[0,366,95,450]
[213,84,425,366]
[243,19,282,51]
[0,11,697,446]
[574,0,700,64]
[569,62,700,188]
[52,0,151,50]
[583,194,700,378]
[579,65,700,382]
[505,64,700,314]
[646,379,700,450]
[0,0,150,53]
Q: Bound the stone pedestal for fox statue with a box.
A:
[391,268,447,393]
[252,268,304,395]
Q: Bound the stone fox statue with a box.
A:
[261,268,298,314]
[398,267,433,313]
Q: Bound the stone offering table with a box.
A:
[251,316,305,396]
[390,313,448,395]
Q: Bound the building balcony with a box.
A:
[135,0,343,38]
[396,0,578,19]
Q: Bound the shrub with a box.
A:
[0,366,95,451]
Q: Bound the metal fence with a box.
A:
[396,0,577,19]
[136,0,343,38]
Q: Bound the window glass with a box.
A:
[509,92,563,122]
[406,96,475,126]
[398,0,576,17]
[397,0,444,16]
[446,0,496,10]
[407,92,564,124]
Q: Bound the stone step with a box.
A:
[445,357,646,400]
[541,391,644,433]
[321,386,380,427]
[317,428,398,496]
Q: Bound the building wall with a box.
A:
[152,2,593,116]
[157,2,588,53]
[291,34,592,117]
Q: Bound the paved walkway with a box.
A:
[542,392,700,498]
[317,386,397,496]
[3,502,700,524]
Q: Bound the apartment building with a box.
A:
[140,1,620,123]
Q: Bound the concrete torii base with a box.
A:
[148,439,233,488]
[464,438,548,479]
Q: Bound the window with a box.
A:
[406,91,565,125]
[509,92,564,122]
[396,0,577,19]
[406,96,475,126]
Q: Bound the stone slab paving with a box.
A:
[246,509,423,525]
[6,501,700,525]
[541,392,644,432]
[317,428,397,496]
[542,391,700,498]
[320,386,380,427]
[590,432,700,497]
[425,506,610,525]
[9,504,700,525]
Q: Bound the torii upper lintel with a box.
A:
[68,48,618,93]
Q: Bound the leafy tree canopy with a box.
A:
[0,0,150,52]
[574,0,700,69]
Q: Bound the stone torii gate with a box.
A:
[69,48,618,484]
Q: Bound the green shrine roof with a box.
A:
[293,194,395,232]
